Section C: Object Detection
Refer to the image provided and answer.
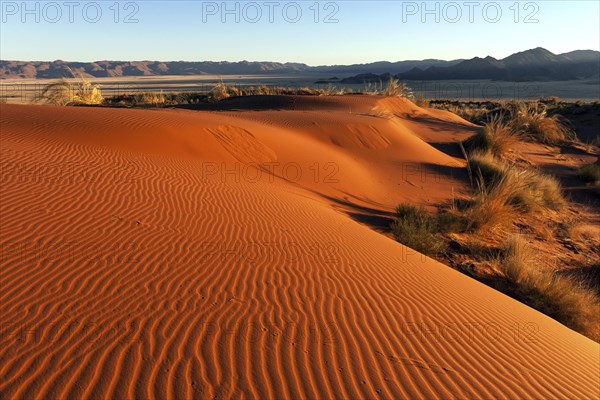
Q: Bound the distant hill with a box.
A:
[0,59,463,79]
[0,60,309,79]
[394,48,600,82]
[2,48,597,81]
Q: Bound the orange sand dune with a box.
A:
[1,98,599,400]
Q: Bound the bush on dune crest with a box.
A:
[381,78,414,98]
[205,82,353,102]
[35,68,103,106]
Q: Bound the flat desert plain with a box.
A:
[1,96,599,399]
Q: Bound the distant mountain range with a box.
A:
[344,48,599,83]
[1,48,598,82]
[0,59,462,80]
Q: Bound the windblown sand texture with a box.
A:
[1,96,599,399]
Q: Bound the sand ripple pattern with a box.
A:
[0,103,599,400]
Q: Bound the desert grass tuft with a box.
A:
[497,236,600,338]
[362,78,414,99]
[391,204,447,257]
[133,91,167,106]
[466,154,565,220]
[510,103,575,144]
[369,106,395,119]
[35,68,103,106]
[578,163,600,184]
[467,151,505,181]
[464,173,522,232]
[383,78,414,98]
[413,95,429,107]
[464,114,520,157]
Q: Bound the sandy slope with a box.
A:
[1,97,598,400]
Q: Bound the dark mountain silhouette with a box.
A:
[394,48,600,82]
[0,59,462,79]
[2,48,597,81]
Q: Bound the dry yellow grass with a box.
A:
[35,68,103,106]
[133,91,167,106]
[497,236,600,339]
[430,103,489,124]
[465,173,522,232]
[205,82,352,102]
[510,103,575,144]
[382,78,413,98]
[369,106,395,119]
[464,159,565,232]
[464,114,520,157]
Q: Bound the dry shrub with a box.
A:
[369,106,395,119]
[465,173,522,232]
[391,204,447,257]
[510,103,575,144]
[464,114,520,157]
[466,154,565,227]
[382,78,414,98]
[497,236,600,339]
[134,91,167,106]
[35,68,103,106]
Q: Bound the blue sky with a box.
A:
[1,1,599,64]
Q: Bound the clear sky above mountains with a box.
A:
[1,1,598,64]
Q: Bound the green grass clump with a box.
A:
[391,205,447,257]
[578,164,600,184]
[391,204,467,257]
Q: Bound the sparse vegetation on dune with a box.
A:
[429,102,490,124]
[578,163,600,184]
[391,128,593,337]
[35,68,103,106]
[381,78,414,98]
[431,99,592,145]
[464,173,523,232]
[391,204,467,256]
[578,163,600,195]
[466,154,565,231]
[100,80,418,107]
[464,114,520,157]
[391,205,448,257]
[133,91,167,106]
[391,205,441,256]
[496,236,600,338]
[391,199,598,340]
[509,103,575,144]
